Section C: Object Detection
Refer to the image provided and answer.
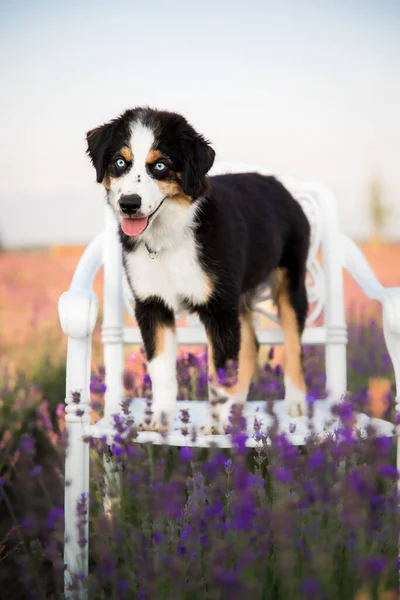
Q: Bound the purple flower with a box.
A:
[29,465,42,478]
[71,391,81,404]
[233,498,256,531]
[224,459,233,474]
[348,469,369,496]
[100,556,115,578]
[375,436,392,455]
[378,464,398,478]
[307,450,324,469]
[300,578,320,597]
[232,432,247,453]
[273,467,292,483]
[111,444,123,456]
[90,377,107,394]
[20,435,35,455]
[179,446,192,461]
[117,579,129,596]
[46,506,64,528]
[153,531,163,544]
[359,556,386,578]
[213,568,238,589]
[336,401,354,422]
[20,516,33,530]
[248,473,265,489]
[180,526,190,542]
[205,500,223,518]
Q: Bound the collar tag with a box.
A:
[145,242,159,259]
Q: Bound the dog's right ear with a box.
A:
[86,122,114,184]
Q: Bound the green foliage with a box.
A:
[368,175,391,240]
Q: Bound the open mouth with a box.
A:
[120,197,167,237]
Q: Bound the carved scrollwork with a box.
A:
[298,190,325,325]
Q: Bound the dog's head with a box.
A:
[86,107,215,238]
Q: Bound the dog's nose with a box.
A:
[119,194,142,215]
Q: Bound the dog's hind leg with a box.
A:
[274,266,308,417]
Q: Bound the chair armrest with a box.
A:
[58,289,98,338]
[340,234,400,438]
[58,232,104,338]
[341,234,388,301]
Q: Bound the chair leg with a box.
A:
[64,337,91,600]
[103,448,122,517]
[64,422,89,599]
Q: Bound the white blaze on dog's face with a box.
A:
[108,124,165,218]
[86,107,215,240]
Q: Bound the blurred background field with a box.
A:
[2,239,399,356]
[1,238,399,420]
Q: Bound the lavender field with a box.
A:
[0,314,398,599]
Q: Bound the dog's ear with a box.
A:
[181,133,215,199]
[86,122,115,184]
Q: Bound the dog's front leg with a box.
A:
[135,298,177,432]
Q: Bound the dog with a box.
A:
[86,107,310,434]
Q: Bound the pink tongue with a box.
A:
[121,217,148,237]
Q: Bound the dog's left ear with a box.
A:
[86,122,115,184]
[181,133,215,199]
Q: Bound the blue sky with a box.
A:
[0,0,399,246]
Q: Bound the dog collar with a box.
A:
[144,242,160,260]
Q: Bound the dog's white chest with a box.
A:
[125,236,211,312]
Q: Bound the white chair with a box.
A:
[58,162,400,597]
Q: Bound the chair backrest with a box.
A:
[101,163,348,408]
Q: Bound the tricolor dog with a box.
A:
[86,107,310,433]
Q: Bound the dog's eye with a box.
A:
[154,162,166,171]
[115,158,126,169]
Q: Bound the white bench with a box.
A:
[58,162,400,596]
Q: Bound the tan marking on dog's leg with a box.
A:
[275,268,307,416]
[154,322,171,357]
[236,312,258,396]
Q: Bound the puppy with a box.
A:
[86,107,310,433]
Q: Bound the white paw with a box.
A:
[204,385,247,434]
[139,407,174,433]
[200,409,231,436]
[200,423,226,436]
[284,376,307,417]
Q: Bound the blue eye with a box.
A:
[155,162,166,171]
[116,158,126,168]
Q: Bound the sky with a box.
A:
[0,0,399,247]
